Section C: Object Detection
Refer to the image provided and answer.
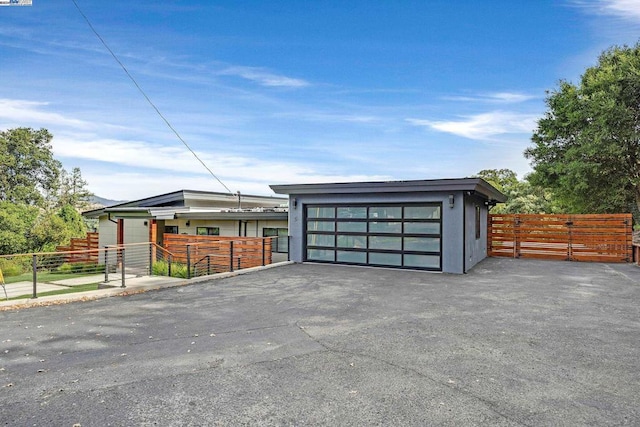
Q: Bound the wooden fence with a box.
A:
[163,234,273,273]
[55,232,100,263]
[488,213,632,263]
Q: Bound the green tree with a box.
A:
[525,43,640,214]
[475,169,557,214]
[475,168,519,195]
[31,205,87,252]
[0,128,91,254]
[0,128,61,206]
[57,167,93,211]
[0,201,39,254]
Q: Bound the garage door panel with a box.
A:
[307,234,335,247]
[404,254,440,269]
[307,249,334,261]
[404,222,440,234]
[369,252,402,266]
[337,222,367,232]
[369,206,402,219]
[307,221,335,232]
[405,206,440,219]
[337,250,366,263]
[369,222,402,233]
[337,207,367,218]
[404,237,440,252]
[369,236,402,250]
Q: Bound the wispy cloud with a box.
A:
[442,92,537,104]
[84,169,392,201]
[596,0,640,21]
[274,111,382,124]
[218,66,310,88]
[572,0,640,22]
[406,111,538,140]
[52,134,389,197]
[0,99,93,129]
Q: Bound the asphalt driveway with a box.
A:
[1,258,639,426]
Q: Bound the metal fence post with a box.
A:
[186,244,192,279]
[148,242,153,276]
[207,255,211,276]
[287,236,291,262]
[120,247,126,288]
[32,254,37,299]
[104,246,109,282]
[262,238,266,266]
[168,254,172,277]
[229,241,234,272]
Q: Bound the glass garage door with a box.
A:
[305,203,442,271]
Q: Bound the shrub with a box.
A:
[152,260,192,278]
[170,262,190,279]
[55,262,105,275]
[152,260,169,276]
[0,258,23,277]
[56,263,74,274]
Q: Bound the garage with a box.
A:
[270,178,505,274]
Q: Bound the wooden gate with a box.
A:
[488,214,632,263]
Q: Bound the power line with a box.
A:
[71,0,234,195]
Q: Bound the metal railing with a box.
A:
[0,237,289,301]
[0,247,122,300]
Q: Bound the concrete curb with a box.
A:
[0,261,295,311]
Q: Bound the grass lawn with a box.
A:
[6,282,101,301]
[3,271,103,284]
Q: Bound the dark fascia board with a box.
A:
[92,207,153,219]
[82,207,106,218]
[102,189,286,208]
[176,211,288,221]
[81,189,287,218]
[270,178,506,203]
[83,207,288,221]
[182,190,286,205]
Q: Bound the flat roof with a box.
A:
[83,189,287,217]
[83,206,288,220]
[270,178,506,202]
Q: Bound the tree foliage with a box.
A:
[0,128,61,206]
[31,205,88,252]
[525,43,640,214]
[0,202,39,254]
[0,128,94,255]
[475,169,557,214]
[57,167,93,211]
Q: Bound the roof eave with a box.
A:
[270,178,506,202]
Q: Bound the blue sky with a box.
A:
[1,0,639,200]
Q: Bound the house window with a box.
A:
[475,205,481,239]
[197,227,220,236]
[263,228,288,253]
[165,226,178,234]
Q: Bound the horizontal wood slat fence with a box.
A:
[55,232,100,263]
[163,234,273,274]
[488,213,632,263]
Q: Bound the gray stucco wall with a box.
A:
[286,191,468,274]
[463,195,489,273]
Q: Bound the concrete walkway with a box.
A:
[1,274,134,300]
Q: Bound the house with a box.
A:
[82,190,289,253]
[270,178,506,273]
